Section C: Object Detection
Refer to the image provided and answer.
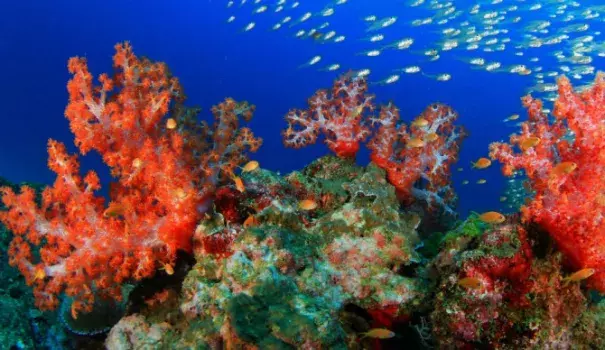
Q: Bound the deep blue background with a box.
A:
[0,0,602,217]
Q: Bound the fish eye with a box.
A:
[431,104,439,111]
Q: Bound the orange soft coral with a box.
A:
[489,73,605,292]
[0,42,261,313]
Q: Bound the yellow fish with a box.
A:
[520,136,540,152]
[407,137,426,148]
[552,161,577,176]
[361,328,395,339]
[479,211,506,224]
[166,118,177,130]
[241,160,259,172]
[104,202,126,218]
[472,157,491,169]
[458,277,483,289]
[563,268,595,283]
[243,215,259,228]
[233,176,245,193]
[412,117,429,127]
[298,199,318,211]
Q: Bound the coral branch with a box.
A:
[0,42,261,313]
[489,72,605,292]
[282,74,374,158]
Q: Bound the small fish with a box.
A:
[472,158,492,169]
[425,132,439,142]
[462,180,469,185]
[458,277,483,289]
[477,179,487,184]
[479,211,505,224]
[407,137,425,148]
[243,22,256,32]
[104,202,126,218]
[361,328,396,339]
[241,160,259,172]
[132,158,143,168]
[243,214,259,228]
[520,137,541,152]
[161,263,174,275]
[457,168,464,172]
[436,73,451,81]
[299,55,321,69]
[403,66,421,74]
[166,118,177,130]
[233,176,245,192]
[298,199,318,211]
[174,188,188,200]
[499,196,507,202]
[373,74,399,85]
[323,63,340,71]
[503,114,520,122]
[552,161,577,176]
[34,267,46,281]
[563,268,595,283]
[411,117,429,128]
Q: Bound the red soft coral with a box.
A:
[0,42,261,314]
[368,103,465,213]
[282,74,374,158]
[490,73,605,292]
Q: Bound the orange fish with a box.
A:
[479,211,506,224]
[551,161,577,176]
[472,157,492,169]
[520,136,540,152]
[161,263,174,276]
[412,117,429,127]
[243,215,259,228]
[166,118,177,130]
[298,199,318,211]
[407,137,426,148]
[241,160,259,172]
[425,132,439,142]
[563,268,595,283]
[33,267,46,281]
[233,176,245,193]
[174,188,188,200]
[458,277,483,289]
[104,202,126,218]
[361,328,396,339]
[71,302,79,320]
[132,158,143,168]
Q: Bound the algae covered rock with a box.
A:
[175,156,429,347]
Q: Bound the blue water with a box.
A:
[0,0,602,217]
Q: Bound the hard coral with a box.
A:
[489,72,605,292]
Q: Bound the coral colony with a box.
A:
[0,43,603,348]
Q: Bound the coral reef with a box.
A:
[490,73,604,292]
[179,157,429,348]
[283,74,465,214]
[1,43,602,349]
[0,42,261,316]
